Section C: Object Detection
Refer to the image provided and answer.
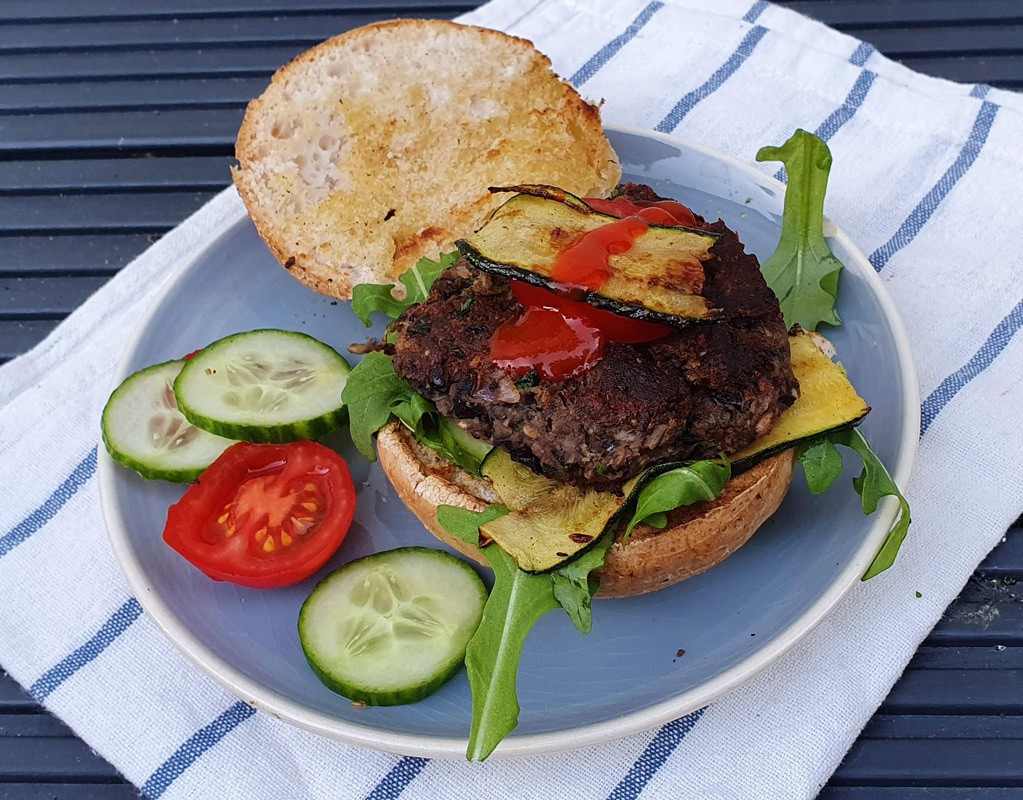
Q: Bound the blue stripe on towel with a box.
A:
[571,2,664,86]
[921,297,1023,435]
[655,1,768,132]
[606,709,707,800]
[743,0,768,23]
[814,70,876,144]
[849,41,875,68]
[30,597,142,701]
[364,757,430,800]
[775,46,877,183]
[0,448,96,559]
[870,88,998,272]
[141,701,256,799]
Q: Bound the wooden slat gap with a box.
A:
[0,269,120,279]
[0,184,229,197]
[832,17,1023,33]
[1,71,274,85]
[0,146,234,160]
[0,774,128,785]
[828,778,1023,789]
[0,226,172,237]
[0,100,247,116]
[0,3,474,25]
[0,38,324,57]
[0,311,80,322]
[882,47,1023,59]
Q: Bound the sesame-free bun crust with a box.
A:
[377,421,796,598]
[233,19,622,299]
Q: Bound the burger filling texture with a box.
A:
[390,183,799,489]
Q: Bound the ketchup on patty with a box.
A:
[489,196,697,381]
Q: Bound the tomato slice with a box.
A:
[585,196,698,228]
[163,441,356,589]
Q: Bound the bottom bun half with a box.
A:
[376,421,795,598]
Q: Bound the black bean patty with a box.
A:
[390,184,798,489]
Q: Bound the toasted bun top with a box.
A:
[233,19,622,299]
[376,421,796,598]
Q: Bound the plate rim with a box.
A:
[99,123,921,760]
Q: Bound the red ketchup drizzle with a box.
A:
[489,196,697,382]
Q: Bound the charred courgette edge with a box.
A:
[456,184,722,327]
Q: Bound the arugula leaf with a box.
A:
[797,436,844,494]
[796,428,912,580]
[550,534,613,634]
[341,351,413,459]
[843,429,913,580]
[351,251,458,326]
[624,459,731,538]
[756,130,843,331]
[464,544,560,761]
[435,504,509,547]
[436,504,616,752]
[340,351,488,472]
[642,511,668,529]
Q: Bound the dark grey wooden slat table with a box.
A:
[1,1,1021,797]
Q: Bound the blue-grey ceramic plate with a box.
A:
[99,126,919,759]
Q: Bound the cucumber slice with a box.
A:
[299,547,487,706]
[174,329,350,443]
[101,360,236,482]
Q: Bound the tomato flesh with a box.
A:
[584,196,698,228]
[163,441,355,588]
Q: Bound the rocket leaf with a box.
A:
[436,505,615,758]
[796,428,912,580]
[435,504,509,547]
[550,534,614,634]
[756,130,843,331]
[350,251,458,326]
[796,436,845,494]
[463,544,560,761]
[624,459,731,538]
[341,351,487,473]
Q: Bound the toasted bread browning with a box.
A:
[233,19,621,298]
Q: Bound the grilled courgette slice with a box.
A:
[730,328,870,470]
[478,449,632,573]
[456,185,720,326]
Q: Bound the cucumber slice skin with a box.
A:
[174,329,350,444]
[299,547,488,706]
[101,359,236,483]
[180,402,347,444]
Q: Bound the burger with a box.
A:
[229,18,869,598]
[229,17,897,758]
[371,181,864,597]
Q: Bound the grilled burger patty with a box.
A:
[390,184,798,489]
